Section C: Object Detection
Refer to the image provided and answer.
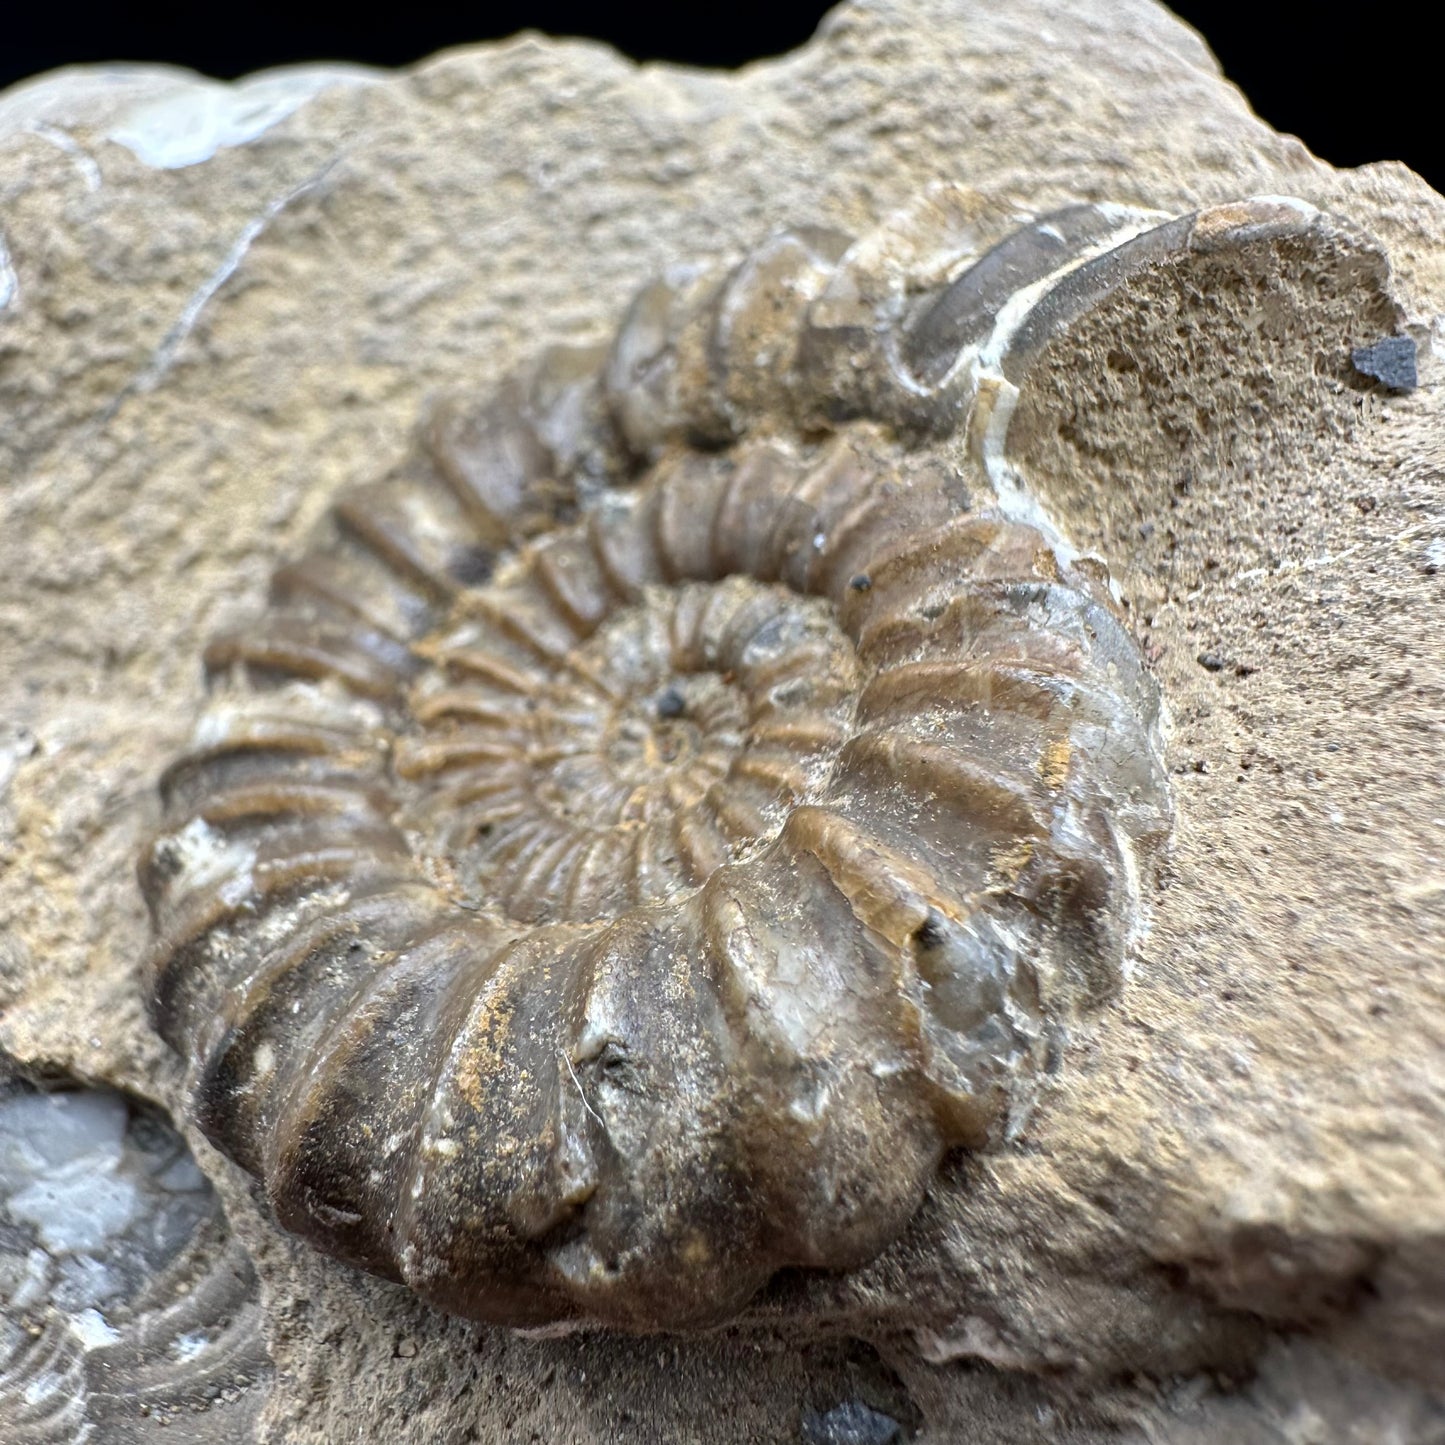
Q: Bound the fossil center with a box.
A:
[593,677,732,788]
[398,574,858,926]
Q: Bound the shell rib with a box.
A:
[140,187,1370,1332]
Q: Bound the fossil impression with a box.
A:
[0,1070,270,1443]
[135,188,1384,1332]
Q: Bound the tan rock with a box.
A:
[1,2,1441,1439]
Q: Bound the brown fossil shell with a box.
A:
[137,187,1377,1332]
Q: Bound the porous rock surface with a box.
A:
[1,1,1442,1440]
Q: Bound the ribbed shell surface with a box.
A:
[133,185,1301,1331]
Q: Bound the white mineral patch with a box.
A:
[22,1372,54,1406]
[69,1308,121,1349]
[6,1153,141,1254]
[53,1252,120,1310]
[0,1088,128,1190]
[172,1331,211,1363]
[0,1244,52,1310]
[0,726,37,797]
[0,230,17,311]
[164,815,258,907]
[0,62,379,170]
[1246,194,1321,219]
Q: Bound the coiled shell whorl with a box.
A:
[134,184,1342,1333]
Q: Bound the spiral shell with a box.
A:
[136,185,1353,1332]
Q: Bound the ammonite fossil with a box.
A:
[139,188,1371,1331]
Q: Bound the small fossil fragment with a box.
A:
[140,189,1380,1331]
[0,1068,270,1441]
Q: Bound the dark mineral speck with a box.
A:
[655,686,687,718]
[1197,652,1226,672]
[912,909,946,950]
[800,1400,902,1445]
[1351,335,1417,393]
[447,545,495,586]
[849,573,872,591]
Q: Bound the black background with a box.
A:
[3,3,1437,193]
